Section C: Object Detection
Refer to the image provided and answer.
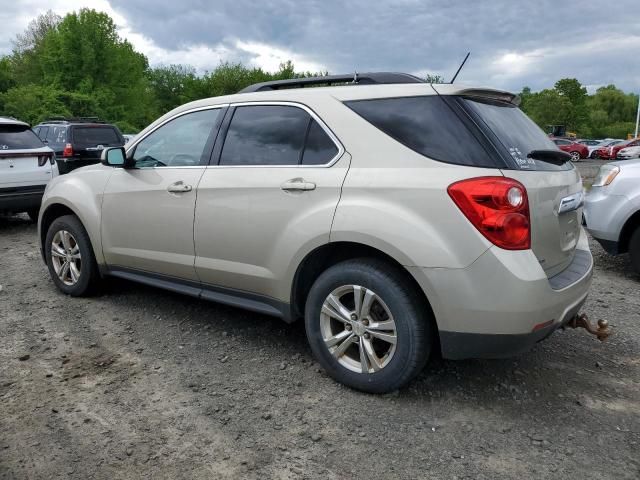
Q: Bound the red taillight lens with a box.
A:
[448,177,531,250]
[62,143,73,157]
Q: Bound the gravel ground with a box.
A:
[1,208,639,479]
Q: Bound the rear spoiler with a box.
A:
[432,85,520,106]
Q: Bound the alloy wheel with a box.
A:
[51,230,82,286]
[570,151,581,161]
[319,284,397,373]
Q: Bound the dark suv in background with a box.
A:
[33,118,125,174]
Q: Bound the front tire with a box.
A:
[629,227,640,274]
[45,215,100,296]
[304,258,433,393]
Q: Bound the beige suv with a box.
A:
[39,73,592,393]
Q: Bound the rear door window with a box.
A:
[72,126,122,146]
[0,124,45,149]
[344,95,496,167]
[46,126,67,146]
[219,105,309,166]
[462,97,573,171]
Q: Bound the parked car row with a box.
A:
[550,137,640,161]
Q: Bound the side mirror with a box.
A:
[101,147,133,168]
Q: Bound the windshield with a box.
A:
[462,97,573,171]
[0,124,45,150]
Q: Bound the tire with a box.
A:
[26,209,39,223]
[569,151,581,162]
[44,215,100,296]
[629,227,640,275]
[304,258,433,393]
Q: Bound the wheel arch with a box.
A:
[290,241,440,345]
[618,209,640,254]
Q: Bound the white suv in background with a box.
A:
[0,117,57,221]
[39,73,593,393]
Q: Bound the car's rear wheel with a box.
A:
[569,151,581,162]
[304,258,433,393]
[629,227,640,274]
[45,215,100,296]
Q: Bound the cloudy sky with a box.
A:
[2,0,639,93]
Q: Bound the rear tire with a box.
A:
[569,151,581,162]
[629,227,640,274]
[45,215,100,296]
[304,258,433,393]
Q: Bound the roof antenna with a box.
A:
[450,52,470,84]
[353,71,359,84]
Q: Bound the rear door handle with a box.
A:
[167,181,192,193]
[280,178,316,192]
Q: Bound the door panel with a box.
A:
[194,156,350,300]
[101,168,205,280]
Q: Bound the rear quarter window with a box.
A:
[344,95,496,167]
[0,124,45,149]
[72,126,122,145]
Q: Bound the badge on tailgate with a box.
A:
[558,191,584,214]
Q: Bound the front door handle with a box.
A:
[167,181,192,193]
[280,178,316,192]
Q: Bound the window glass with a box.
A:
[46,126,67,146]
[553,139,570,146]
[463,98,573,171]
[0,124,45,149]
[345,96,494,167]
[133,109,220,168]
[73,126,122,146]
[219,105,309,166]
[302,119,339,165]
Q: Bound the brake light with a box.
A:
[448,177,531,250]
[37,153,54,166]
[63,143,73,157]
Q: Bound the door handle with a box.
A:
[280,178,316,192]
[167,181,192,193]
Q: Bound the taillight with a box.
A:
[448,176,531,250]
[37,153,54,166]
[63,143,73,157]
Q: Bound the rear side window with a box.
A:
[462,98,573,171]
[344,96,495,167]
[0,124,44,149]
[46,126,67,145]
[220,105,309,166]
[72,126,122,146]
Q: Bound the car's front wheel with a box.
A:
[305,258,433,393]
[45,215,100,296]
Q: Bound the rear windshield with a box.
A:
[344,96,496,167]
[462,97,573,171]
[72,126,122,145]
[0,124,44,150]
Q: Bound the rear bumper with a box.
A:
[0,185,46,212]
[407,228,593,359]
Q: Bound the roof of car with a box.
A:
[0,116,29,127]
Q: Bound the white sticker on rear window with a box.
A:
[509,146,534,169]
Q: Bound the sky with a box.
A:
[1,0,639,94]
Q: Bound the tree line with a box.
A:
[0,9,637,139]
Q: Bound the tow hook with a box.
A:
[566,313,611,341]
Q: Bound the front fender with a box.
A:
[39,167,113,265]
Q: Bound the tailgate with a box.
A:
[504,168,583,276]
[72,125,123,159]
[0,149,54,187]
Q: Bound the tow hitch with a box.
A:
[566,313,611,341]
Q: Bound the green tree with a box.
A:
[0,84,72,124]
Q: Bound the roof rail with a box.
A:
[238,72,425,93]
[42,116,106,124]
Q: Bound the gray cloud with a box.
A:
[4,0,640,92]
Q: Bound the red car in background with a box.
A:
[552,138,589,161]
[595,139,640,160]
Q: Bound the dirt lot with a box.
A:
[1,172,639,479]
